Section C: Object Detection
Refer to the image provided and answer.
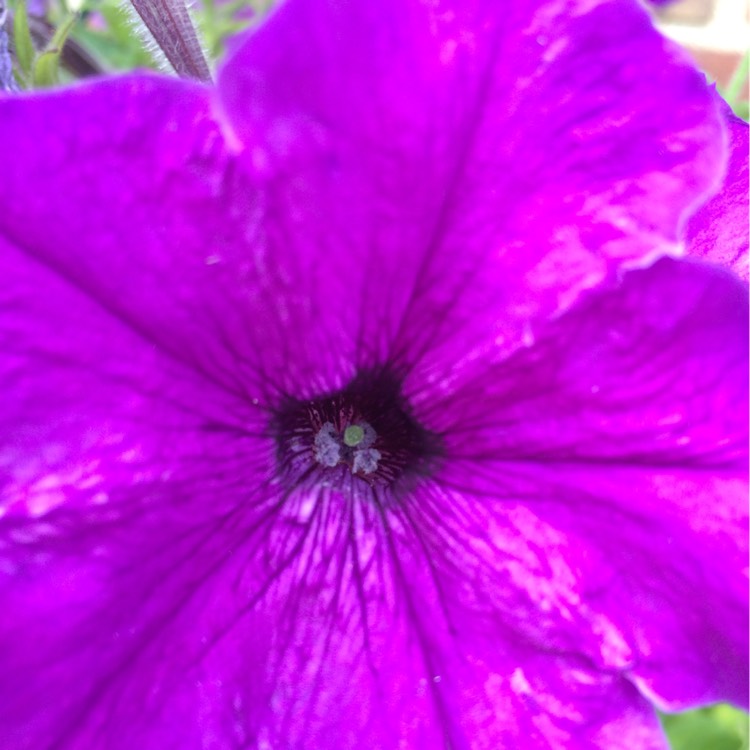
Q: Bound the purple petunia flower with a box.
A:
[0,0,747,748]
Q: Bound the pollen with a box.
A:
[313,421,381,474]
[272,367,442,492]
[313,422,341,467]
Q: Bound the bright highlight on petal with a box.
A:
[0,0,746,748]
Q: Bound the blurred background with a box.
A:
[3,0,748,118]
[655,0,748,118]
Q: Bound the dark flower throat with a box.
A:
[271,368,440,495]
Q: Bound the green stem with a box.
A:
[723,50,749,107]
[129,0,211,82]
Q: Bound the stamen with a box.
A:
[313,422,341,467]
[352,448,382,475]
[128,0,211,82]
[272,368,442,496]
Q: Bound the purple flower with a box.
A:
[0,1,747,748]
[685,95,749,280]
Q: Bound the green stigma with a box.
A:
[343,424,365,447]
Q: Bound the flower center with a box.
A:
[271,368,440,494]
[312,419,382,474]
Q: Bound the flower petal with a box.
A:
[0,1,727,401]
[426,257,748,709]
[685,96,749,281]
[0,491,305,749]
[1,470,670,748]
[0,232,269,520]
[219,0,725,387]
[0,230,278,747]
[0,75,356,402]
[0,228,677,745]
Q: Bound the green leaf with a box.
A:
[662,705,749,750]
[732,99,749,122]
[12,0,34,78]
[722,51,749,112]
[74,1,158,72]
[31,13,78,88]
